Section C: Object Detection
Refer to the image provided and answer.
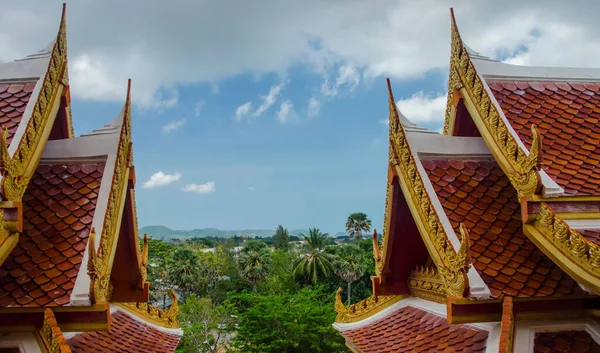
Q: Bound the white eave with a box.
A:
[472,57,600,83]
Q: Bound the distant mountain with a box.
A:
[139,225,346,240]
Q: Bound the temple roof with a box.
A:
[336,299,489,352]
[422,158,586,298]
[0,162,104,307]
[534,331,600,352]
[487,80,600,195]
[0,82,37,144]
[67,306,182,352]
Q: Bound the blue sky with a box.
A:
[4,0,598,234]
[72,67,447,233]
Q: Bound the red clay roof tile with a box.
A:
[0,162,104,307]
[488,80,600,196]
[68,310,180,352]
[534,331,600,353]
[422,159,585,298]
[342,306,488,352]
[0,81,36,145]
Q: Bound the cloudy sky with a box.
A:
[1,0,598,233]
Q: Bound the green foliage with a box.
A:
[345,212,372,245]
[293,228,337,285]
[273,225,290,251]
[334,244,366,305]
[168,248,204,300]
[238,241,272,291]
[178,295,236,353]
[229,288,349,353]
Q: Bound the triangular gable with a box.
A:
[372,79,477,301]
[441,9,600,296]
[86,80,149,304]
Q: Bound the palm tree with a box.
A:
[238,240,272,291]
[168,248,202,300]
[293,228,337,284]
[346,212,372,246]
[335,245,366,305]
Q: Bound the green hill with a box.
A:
[139,226,346,240]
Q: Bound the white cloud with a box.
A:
[396,92,447,124]
[143,171,182,188]
[310,65,360,116]
[307,96,321,117]
[5,1,600,108]
[162,119,185,133]
[235,101,253,121]
[194,100,206,116]
[321,65,360,98]
[253,80,289,118]
[248,186,256,191]
[183,182,216,194]
[210,84,220,95]
[276,100,295,123]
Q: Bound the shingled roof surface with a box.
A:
[0,163,104,307]
[422,159,586,298]
[534,330,600,353]
[68,310,181,352]
[341,306,488,352]
[0,81,37,144]
[488,80,600,196]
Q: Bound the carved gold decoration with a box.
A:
[438,224,471,297]
[534,204,600,273]
[386,79,470,297]
[1,8,68,201]
[140,233,149,284]
[40,308,72,353]
[86,227,112,303]
[377,182,393,276]
[443,12,541,197]
[334,287,401,323]
[408,266,446,303]
[372,230,383,276]
[120,290,180,328]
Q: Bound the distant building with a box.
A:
[334,9,600,353]
[0,5,181,351]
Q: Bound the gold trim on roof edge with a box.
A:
[524,203,600,294]
[334,287,403,324]
[1,4,68,202]
[442,9,541,198]
[40,308,72,353]
[407,266,446,304]
[385,79,471,298]
[92,82,133,303]
[117,290,180,328]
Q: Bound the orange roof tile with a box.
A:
[488,81,600,196]
[534,331,600,353]
[342,306,488,352]
[67,310,181,352]
[0,82,37,145]
[0,163,104,307]
[422,159,586,298]
[582,230,600,247]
